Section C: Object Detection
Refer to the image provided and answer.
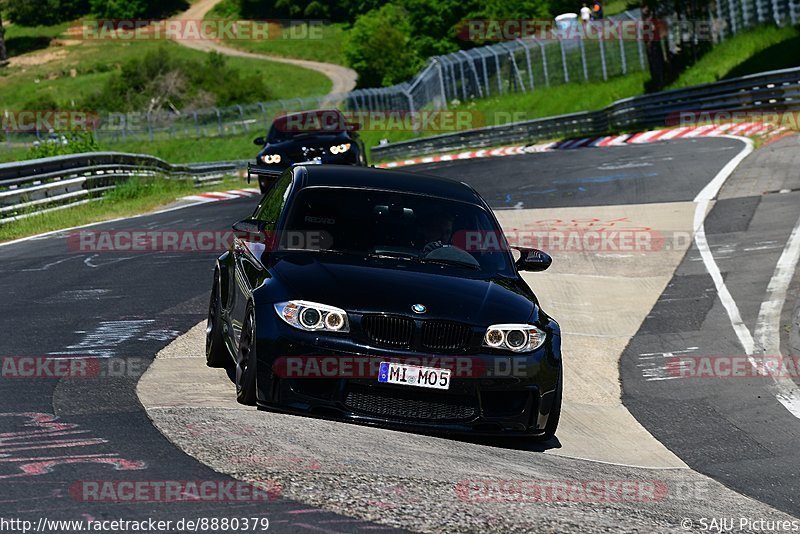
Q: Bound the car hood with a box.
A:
[266,255,536,325]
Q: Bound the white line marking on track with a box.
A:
[692,136,756,355]
[754,211,800,417]
[693,135,800,419]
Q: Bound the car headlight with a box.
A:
[329,143,351,155]
[261,154,281,164]
[483,324,545,352]
[274,300,349,333]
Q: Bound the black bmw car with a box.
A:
[206,165,563,440]
[248,109,367,193]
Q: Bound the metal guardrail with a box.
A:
[370,67,800,160]
[0,152,249,224]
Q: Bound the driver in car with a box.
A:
[420,212,455,255]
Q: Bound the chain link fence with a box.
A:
[2,0,798,149]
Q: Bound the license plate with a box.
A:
[378,362,451,390]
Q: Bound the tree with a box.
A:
[344,4,421,87]
[0,12,8,67]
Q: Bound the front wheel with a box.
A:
[206,273,230,369]
[235,305,258,406]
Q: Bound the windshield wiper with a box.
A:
[417,257,480,270]
[366,252,417,261]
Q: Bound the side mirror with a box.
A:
[253,136,266,146]
[514,248,552,272]
[232,218,266,238]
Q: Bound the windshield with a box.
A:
[278,187,514,275]
[267,112,348,143]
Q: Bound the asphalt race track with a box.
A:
[2,135,800,531]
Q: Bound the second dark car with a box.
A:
[249,109,367,193]
[207,165,562,441]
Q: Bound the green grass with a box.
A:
[204,2,348,65]
[0,174,247,242]
[0,22,332,111]
[669,24,800,88]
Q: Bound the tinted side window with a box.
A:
[253,173,292,231]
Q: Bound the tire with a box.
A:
[235,304,258,406]
[206,273,230,369]
[535,371,562,442]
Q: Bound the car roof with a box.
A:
[294,165,484,205]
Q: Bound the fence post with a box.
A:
[445,57,458,100]
[516,38,535,91]
[559,38,569,83]
[434,59,448,110]
[579,35,589,81]
[491,47,503,94]
[790,0,798,24]
[215,108,223,136]
[741,0,751,27]
[619,30,627,75]
[457,57,468,101]
[772,0,784,24]
[499,43,525,92]
[237,105,247,132]
[598,36,608,81]
[458,50,483,98]
[479,51,491,96]
[533,38,549,86]
[717,0,726,40]
[727,0,739,33]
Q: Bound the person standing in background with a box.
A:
[580,3,592,24]
[592,0,604,19]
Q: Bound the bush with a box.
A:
[81,47,272,112]
[27,131,100,159]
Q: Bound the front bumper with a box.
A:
[253,314,562,437]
